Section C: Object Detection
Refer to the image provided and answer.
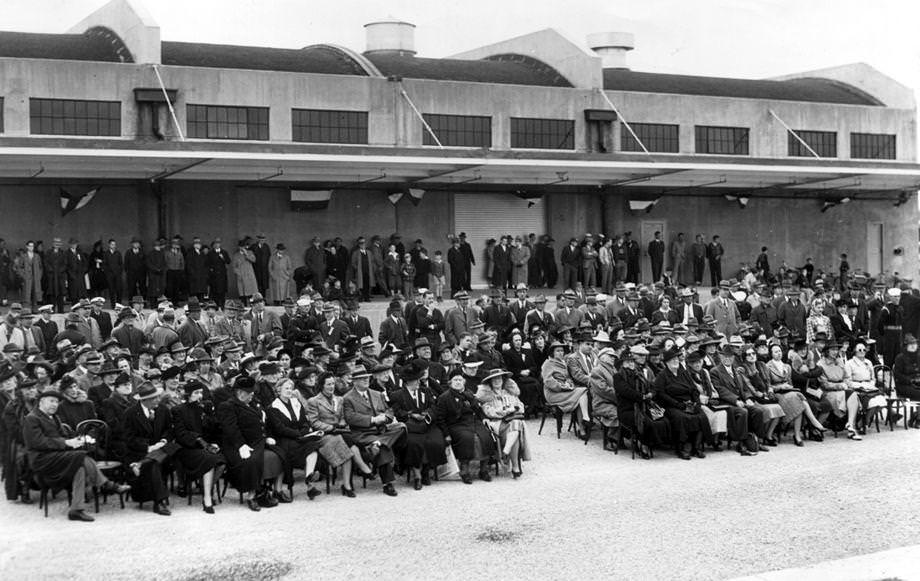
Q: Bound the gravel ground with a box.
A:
[1,422,918,581]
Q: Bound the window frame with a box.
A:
[694,125,750,156]
[422,113,492,148]
[510,117,575,150]
[621,122,680,153]
[850,132,896,160]
[186,104,270,141]
[29,98,121,137]
[291,108,369,145]
[787,130,838,158]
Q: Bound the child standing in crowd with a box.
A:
[431,250,446,302]
[401,253,416,299]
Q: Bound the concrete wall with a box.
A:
[1,58,914,160]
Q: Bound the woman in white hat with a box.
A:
[476,368,530,478]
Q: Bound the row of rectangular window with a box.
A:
[16,99,899,159]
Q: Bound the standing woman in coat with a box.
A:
[510,237,531,288]
[434,370,497,484]
[16,241,43,307]
[88,240,107,295]
[145,238,167,303]
[233,239,258,305]
[268,244,294,305]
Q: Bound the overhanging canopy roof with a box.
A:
[0,142,918,199]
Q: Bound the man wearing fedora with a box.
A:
[178,301,209,348]
[102,239,124,305]
[23,389,131,521]
[379,300,410,350]
[444,291,479,347]
[244,293,281,348]
[112,308,146,357]
[319,303,350,350]
[185,237,210,302]
[89,296,113,341]
[524,294,554,337]
[124,237,147,302]
[145,238,168,304]
[343,364,406,496]
[122,382,175,515]
[342,299,373,341]
[44,237,68,313]
[705,281,741,337]
[64,238,88,303]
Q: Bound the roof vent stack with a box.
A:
[364,19,416,57]
[587,32,634,70]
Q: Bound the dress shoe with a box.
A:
[257,492,278,508]
[460,474,473,485]
[340,486,356,498]
[153,502,172,516]
[421,474,431,486]
[68,509,94,522]
[478,470,492,482]
[382,484,398,497]
[20,493,33,504]
[793,437,805,447]
[764,437,778,447]
[758,444,770,453]
[710,441,724,452]
[691,449,706,459]
[175,485,188,498]
[413,478,422,491]
[274,490,293,503]
[511,471,522,479]
[676,450,692,460]
[246,498,261,512]
[306,488,322,501]
[202,503,215,514]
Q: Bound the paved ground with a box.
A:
[1,422,918,581]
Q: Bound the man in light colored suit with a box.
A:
[342,365,406,496]
[243,292,281,346]
[704,281,741,337]
[443,291,479,346]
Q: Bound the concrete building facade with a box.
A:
[0,0,917,289]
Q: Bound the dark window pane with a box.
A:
[850,132,896,160]
[28,98,120,136]
[694,125,749,155]
[291,108,368,144]
[620,122,679,153]
[185,104,270,140]
[422,114,491,147]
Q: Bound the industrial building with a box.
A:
[0,0,917,289]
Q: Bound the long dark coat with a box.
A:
[98,393,131,462]
[206,248,231,299]
[434,388,496,461]
[186,248,210,296]
[390,386,446,468]
[22,408,86,490]
[122,402,174,502]
[265,398,322,485]
[145,248,167,299]
[171,402,224,480]
[217,397,268,493]
[44,248,68,298]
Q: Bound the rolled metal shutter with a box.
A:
[453,193,546,288]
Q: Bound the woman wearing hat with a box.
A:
[186,348,224,393]
[434,370,497,484]
[305,372,375,489]
[765,344,826,446]
[476,367,530,478]
[1,377,38,501]
[503,329,542,417]
[817,341,857,435]
[55,376,97,431]
[216,376,285,511]
[541,341,590,434]
[265,378,330,501]
[845,341,889,430]
[685,350,728,451]
[390,360,447,489]
[171,380,225,512]
[614,347,670,459]
[653,346,711,459]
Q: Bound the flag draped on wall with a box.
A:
[60,187,99,216]
[290,189,333,211]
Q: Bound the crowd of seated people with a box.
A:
[1,234,918,522]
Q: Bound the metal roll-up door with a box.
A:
[453,193,547,288]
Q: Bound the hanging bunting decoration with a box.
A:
[60,186,99,217]
[407,188,425,206]
[290,189,333,211]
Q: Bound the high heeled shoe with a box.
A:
[340,485,356,498]
[793,436,804,447]
[202,502,215,514]
[511,470,522,479]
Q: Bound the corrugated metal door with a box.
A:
[453,193,547,288]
